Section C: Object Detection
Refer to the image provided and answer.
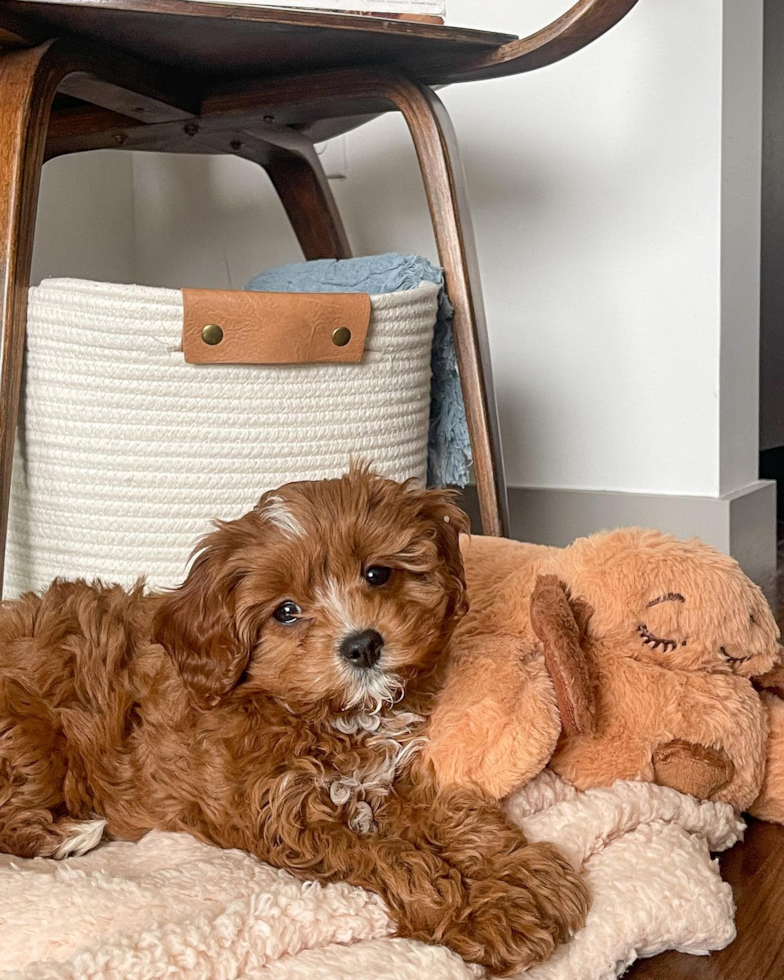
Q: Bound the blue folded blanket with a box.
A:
[246,253,471,487]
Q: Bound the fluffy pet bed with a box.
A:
[0,772,742,980]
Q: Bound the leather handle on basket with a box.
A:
[182,288,371,365]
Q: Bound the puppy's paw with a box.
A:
[490,839,588,945]
[442,879,558,976]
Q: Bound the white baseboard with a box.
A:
[459,480,777,591]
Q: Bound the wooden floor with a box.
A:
[627,819,784,979]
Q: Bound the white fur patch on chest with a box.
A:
[327,710,428,831]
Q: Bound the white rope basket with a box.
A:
[6,277,438,597]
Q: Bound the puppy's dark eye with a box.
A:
[365,566,391,588]
[273,601,301,625]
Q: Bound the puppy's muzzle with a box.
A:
[340,629,383,669]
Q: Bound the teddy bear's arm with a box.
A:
[552,663,768,810]
[652,672,767,811]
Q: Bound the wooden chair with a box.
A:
[0,0,639,594]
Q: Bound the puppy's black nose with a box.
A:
[340,629,383,669]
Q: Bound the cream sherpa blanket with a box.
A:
[0,773,744,980]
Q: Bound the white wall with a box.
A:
[131,153,303,289]
[32,151,135,285]
[30,0,764,505]
[330,0,762,498]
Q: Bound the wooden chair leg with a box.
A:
[262,130,352,261]
[0,45,65,596]
[200,125,351,261]
[382,79,509,536]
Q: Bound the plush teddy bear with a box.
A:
[426,528,784,819]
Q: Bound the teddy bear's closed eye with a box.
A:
[637,624,679,653]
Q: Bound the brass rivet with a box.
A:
[332,327,351,347]
[201,323,224,346]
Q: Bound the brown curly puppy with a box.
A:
[0,467,587,974]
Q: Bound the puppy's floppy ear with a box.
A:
[153,521,251,708]
[416,487,471,619]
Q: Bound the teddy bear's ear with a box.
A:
[530,575,595,736]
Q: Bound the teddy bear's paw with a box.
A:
[652,739,735,799]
